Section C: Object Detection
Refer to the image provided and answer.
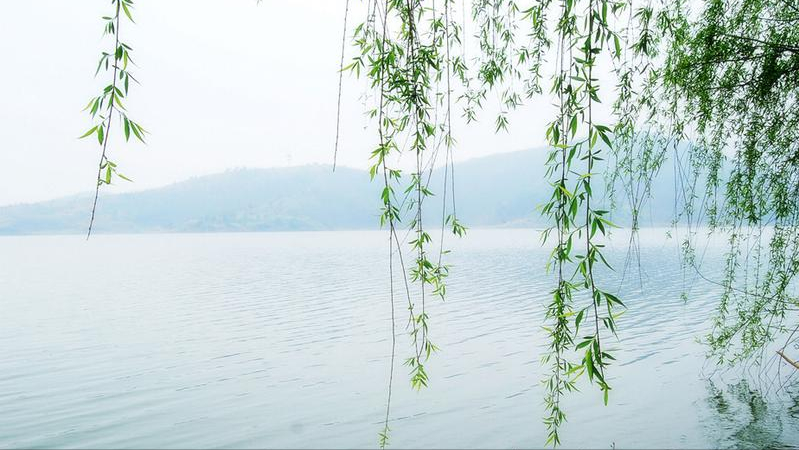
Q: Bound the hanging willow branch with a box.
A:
[333,0,351,172]
[345,0,466,445]
[81,0,144,239]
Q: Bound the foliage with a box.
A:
[343,0,799,446]
[341,0,629,445]
[345,1,466,445]
[660,0,799,365]
[81,0,145,238]
[76,0,799,447]
[536,0,626,444]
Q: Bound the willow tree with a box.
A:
[80,0,799,446]
[662,0,799,367]
[343,0,653,445]
[340,0,799,446]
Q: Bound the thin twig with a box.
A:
[87,1,122,240]
[333,0,351,172]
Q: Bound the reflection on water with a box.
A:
[0,229,797,448]
[706,379,799,450]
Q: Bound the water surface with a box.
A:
[1,229,797,448]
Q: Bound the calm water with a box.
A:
[1,229,797,448]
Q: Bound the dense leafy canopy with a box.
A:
[663,0,799,366]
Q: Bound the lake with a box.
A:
[1,229,797,448]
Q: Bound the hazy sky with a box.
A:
[0,1,614,206]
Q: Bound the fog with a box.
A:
[0,0,615,206]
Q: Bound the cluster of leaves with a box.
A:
[536,0,628,444]
[437,0,799,443]
[605,2,674,282]
[465,0,523,129]
[81,0,145,238]
[348,0,636,445]
[350,0,799,446]
[345,0,466,446]
[659,0,799,364]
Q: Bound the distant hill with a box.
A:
[0,149,678,235]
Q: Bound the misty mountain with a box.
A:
[0,149,677,235]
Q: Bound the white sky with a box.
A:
[0,0,616,206]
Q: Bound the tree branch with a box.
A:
[777,350,799,370]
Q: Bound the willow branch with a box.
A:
[87,1,122,240]
[777,350,799,370]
